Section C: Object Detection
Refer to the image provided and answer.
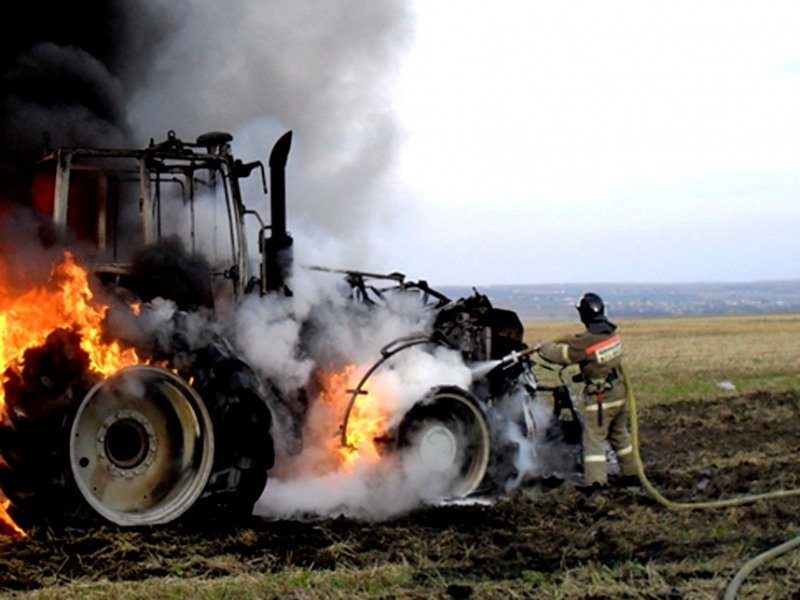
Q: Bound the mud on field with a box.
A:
[1,390,798,599]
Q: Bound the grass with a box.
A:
[524,312,800,406]
[15,565,417,599]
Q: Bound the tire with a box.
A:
[396,386,491,500]
[0,328,94,526]
[0,331,276,527]
[186,345,276,521]
[68,350,276,526]
[69,366,215,526]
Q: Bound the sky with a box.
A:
[371,1,800,285]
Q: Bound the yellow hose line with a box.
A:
[621,365,800,509]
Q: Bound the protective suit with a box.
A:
[538,293,636,487]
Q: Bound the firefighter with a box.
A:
[536,292,637,493]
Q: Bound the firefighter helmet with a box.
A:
[576,292,605,322]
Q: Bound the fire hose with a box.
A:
[621,365,800,597]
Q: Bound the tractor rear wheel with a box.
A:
[0,331,276,528]
[69,366,215,526]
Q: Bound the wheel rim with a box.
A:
[415,423,459,471]
[69,366,214,526]
[400,389,491,499]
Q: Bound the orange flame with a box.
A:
[0,251,141,537]
[0,251,138,397]
[318,365,387,470]
[0,499,25,539]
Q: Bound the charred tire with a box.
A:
[0,328,95,525]
[188,353,276,521]
[63,354,273,527]
[69,366,215,526]
[0,416,83,524]
[0,336,275,528]
[396,386,491,499]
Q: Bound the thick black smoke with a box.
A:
[0,1,172,202]
[1,1,413,255]
[128,236,214,311]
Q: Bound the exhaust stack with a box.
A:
[264,131,294,293]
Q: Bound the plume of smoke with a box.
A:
[4,42,128,145]
[2,2,412,271]
[233,266,480,520]
[125,1,413,265]
[0,1,170,200]
[0,203,98,291]
[232,292,315,394]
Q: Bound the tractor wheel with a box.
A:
[0,328,275,528]
[396,386,491,499]
[69,365,215,526]
[68,354,277,526]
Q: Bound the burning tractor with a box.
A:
[0,131,581,529]
[329,279,583,501]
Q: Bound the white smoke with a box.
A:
[225,265,482,520]
[374,346,472,429]
[255,455,459,521]
[232,293,314,393]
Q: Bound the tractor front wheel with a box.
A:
[396,387,491,500]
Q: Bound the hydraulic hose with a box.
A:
[621,365,800,597]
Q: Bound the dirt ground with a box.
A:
[1,389,798,599]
